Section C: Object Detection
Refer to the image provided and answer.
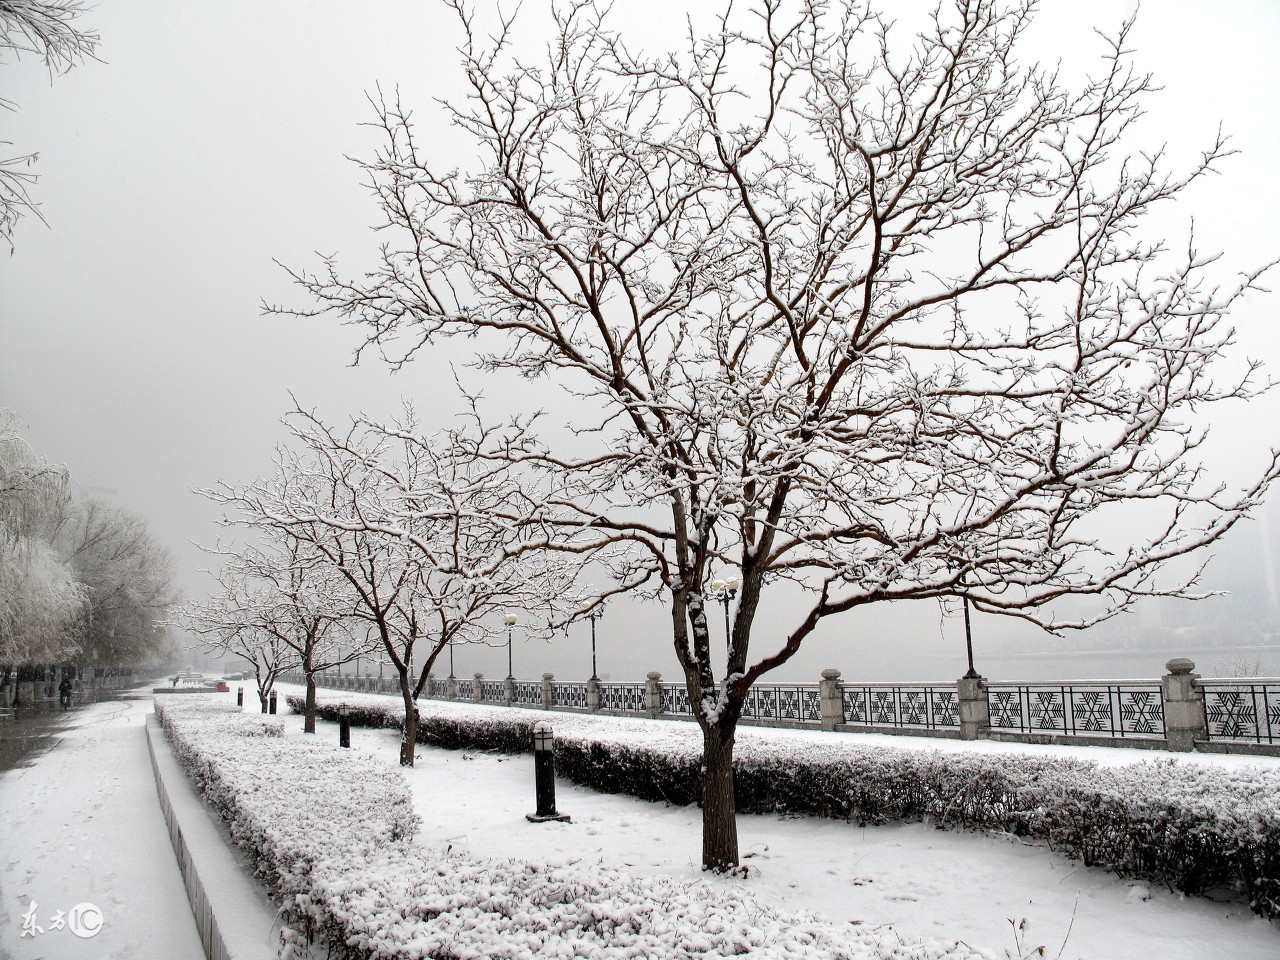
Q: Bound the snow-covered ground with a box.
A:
[275,682,1279,960]
[0,692,205,960]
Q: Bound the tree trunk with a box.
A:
[304,674,317,733]
[399,668,417,766]
[700,720,739,872]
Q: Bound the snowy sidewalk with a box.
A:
[0,693,205,959]
[278,685,1280,960]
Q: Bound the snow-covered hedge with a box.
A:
[155,698,416,919]
[161,696,985,959]
[292,692,1280,920]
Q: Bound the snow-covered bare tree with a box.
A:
[202,537,367,732]
[1,0,100,248]
[180,576,300,712]
[204,402,575,765]
[274,0,1280,869]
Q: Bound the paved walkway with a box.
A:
[0,692,204,960]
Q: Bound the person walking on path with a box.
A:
[59,675,73,710]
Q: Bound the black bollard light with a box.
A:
[269,690,277,715]
[525,722,570,823]
[237,686,244,708]
[339,704,351,748]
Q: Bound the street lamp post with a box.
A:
[580,600,602,680]
[962,596,980,679]
[448,638,455,679]
[709,576,740,651]
[504,613,519,680]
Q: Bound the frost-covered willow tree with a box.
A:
[204,403,575,765]
[0,408,81,673]
[273,0,1279,869]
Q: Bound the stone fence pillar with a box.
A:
[447,676,457,700]
[1163,658,1207,752]
[504,676,516,705]
[587,677,601,713]
[819,669,843,731]
[542,673,555,710]
[956,675,988,741]
[472,673,484,703]
[645,672,662,719]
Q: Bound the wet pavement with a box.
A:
[0,694,116,774]
[0,690,205,959]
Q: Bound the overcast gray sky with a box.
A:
[2,0,1278,682]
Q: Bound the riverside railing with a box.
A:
[1202,679,1280,745]
[984,682,1166,740]
[282,659,1280,755]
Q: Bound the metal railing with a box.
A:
[743,683,823,724]
[512,681,542,707]
[598,682,646,714]
[553,682,589,710]
[280,669,1280,753]
[660,682,693,717]
[984,682,1166,739]
[1202,680,1280,744]
[841,684,959,731]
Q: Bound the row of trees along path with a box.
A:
[221,0,1280,872]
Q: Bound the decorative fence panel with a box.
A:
[480,681,506,703]
[553,682,589,710]
[454,679,473,699]
[430,678,449,698]
[513,681,543,707]
[741,684,822,724]
[1202,680,1280,744]
[841,685,959,730]
[660,682,693,717]
[599,683,646,714]
[985,683,1165,739]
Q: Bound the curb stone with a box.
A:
[146,712,280,960]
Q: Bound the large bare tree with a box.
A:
[274,0,1279,869]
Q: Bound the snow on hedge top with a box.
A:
[155,697,418,897]
[158,695,988,960]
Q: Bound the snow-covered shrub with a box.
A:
[155,697,417,920]
[167,695,985,959]
[291,692,1280,919]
